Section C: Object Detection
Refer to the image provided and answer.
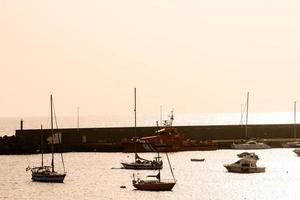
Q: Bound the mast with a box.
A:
[294,101,297,139]
[77,106,80,131]
[160,105,162,127]
[134,88,137,160]
[245,92,249,138]
[41,124,44,167]
[240,104,244,125]
[50,95,55,172]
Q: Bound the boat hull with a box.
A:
[231,143,271,149]
[190,158,205,162]
[121,162,162,170]
[32,173,66,183]
[224,165,265,173]
[282,141,300,148]
[133,182,176,191]
[122,142,217,152]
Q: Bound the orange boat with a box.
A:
[122,113,217,152]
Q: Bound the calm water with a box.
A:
[0,149,299,200]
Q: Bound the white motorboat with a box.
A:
[224,156,265,173]
[231,140,271,149]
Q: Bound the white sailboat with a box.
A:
[121,88,163,170]
[27,95,66,183]
[231,92,271,149]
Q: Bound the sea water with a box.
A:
[0,113,298,199]
[0,149,299,200]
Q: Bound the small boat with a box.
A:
[132,152,176,191]
[237,152,259,160]
[293,148,300,156]
[231,140,271,149]
[190,158,205,162]
[27,95,66,183]
[283,141,300,148]
[121,88,163,170]
[224,156,265,173]
[121,153,163,170]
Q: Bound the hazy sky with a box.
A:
[1,0,300,117]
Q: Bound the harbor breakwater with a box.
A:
[0,123,298,154]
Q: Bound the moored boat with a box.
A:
[231,140,271,149]
[27,95,66,183]
[132,178,176,191]
[121,88,163,170]
[190,158,205,162]
[232,92,270,150]
[121,153,162,170]
[224,153,265,173]
[122,112,217,152]
[31,166,66,183]
[132,152,176,191]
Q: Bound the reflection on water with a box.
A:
[0,149,299,200]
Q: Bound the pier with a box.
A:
[0,123,296,154]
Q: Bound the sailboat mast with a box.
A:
[41,124,44,167]
[134,88,137,160]
[50,95,55,172]
[294,101,297,139]
[245,92,249,138]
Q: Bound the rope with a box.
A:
[52,98,66,173]
[166,152,176,181]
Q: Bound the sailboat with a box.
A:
[27,95,66,183]
[132,152,176,191]
[121,88,163,170]
[231,92,271,149]
[282,101,300,148]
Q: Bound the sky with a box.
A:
[1,0,300,118]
